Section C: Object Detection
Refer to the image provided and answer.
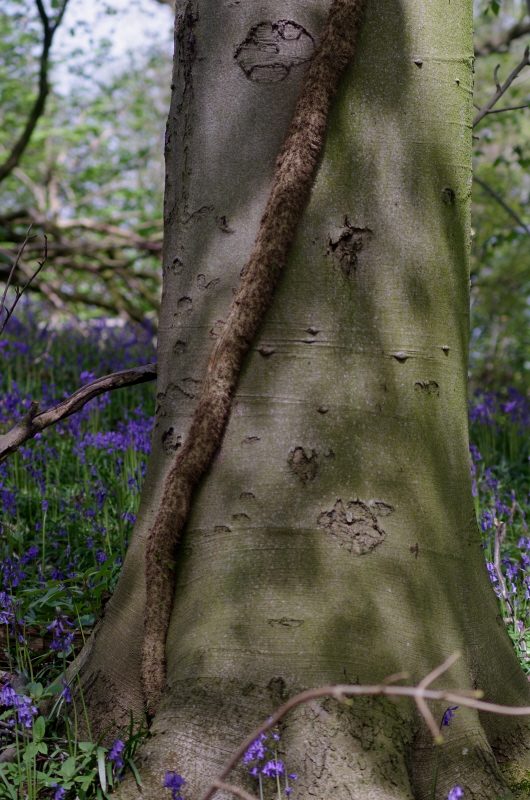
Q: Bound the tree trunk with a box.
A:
[75,1,530,798]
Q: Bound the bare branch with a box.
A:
[0,229,47,336]
[200,655,530,800]
[473,46,530,127]
[0,363,157,464]
[486,103,530,114]
[415,651,462,742]
[0,0,70,184]
[0,226,35,322]
[474,175,530,236]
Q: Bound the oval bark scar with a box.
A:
[317,499,392,555]
[414,380,439,395]
[235,20,314,83]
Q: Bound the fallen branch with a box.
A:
[473,46,530,127]
[201,653,530,800]
[0,363,157,464]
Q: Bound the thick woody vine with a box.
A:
[142,0,369,709]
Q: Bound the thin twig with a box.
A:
[0,363,157,464]
[473,46,530,127]
[486,103,530,114]
[0,225,35,330]
[473,175,530,236]
[415,652,462,742]
[200,655,530,800]
[0,720,31,740]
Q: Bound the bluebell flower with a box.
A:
[441,706,458,727]
[51,783,66,800]
[47,613,75,653]
[109,738,125,770]
[486,562,497,583]
[163,771,186,799]
[60,677,72,703]
[447,787,464,800]
[262,759,284,778]
[244,732,267,763]
[480,510,493,532]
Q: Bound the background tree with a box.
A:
[0,0,172,325]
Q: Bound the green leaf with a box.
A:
[127,758,143,787]
[33,715,46,742]
[97,747,107,793]
[23,742,39,762]
[75,767,98,791]
[60,756,77,780]
[26,682,43,700]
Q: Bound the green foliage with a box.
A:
[0,304,155,794]
[0,0,171,324]
[472,1,530,390]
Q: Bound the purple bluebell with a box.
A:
[262,759,285,778]
[61,677,72,703]
[163,771,186,799]
[480,510,493,532]
[244,732,267,763]
[441,706,458,727]
[47,613,75,652]
[109,738,125,770]
[51,783,67,800]
[447,787,464,800]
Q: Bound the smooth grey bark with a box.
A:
[75,1,530,798]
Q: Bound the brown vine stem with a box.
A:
[201,653,530,800]
[141,0,369,710]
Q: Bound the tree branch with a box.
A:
[0,228,48,336]
[0,363,157,464]
[0,0,70,184]
[473,46,530,127]
[201,654,530,800]
[473,175,530,235]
